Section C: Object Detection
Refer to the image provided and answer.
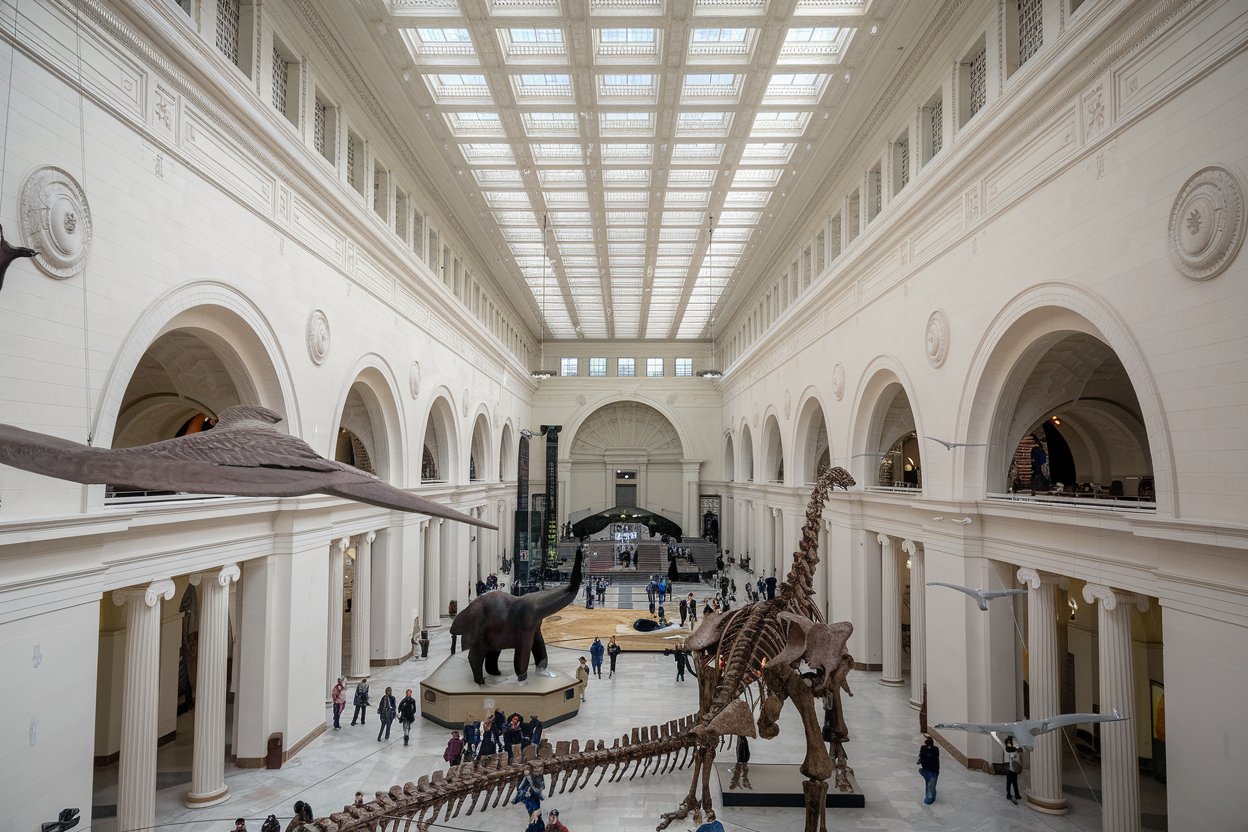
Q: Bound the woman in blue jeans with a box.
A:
[918,736,940,804]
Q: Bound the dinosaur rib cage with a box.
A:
[706,600,788,714]
[309,716,701,832]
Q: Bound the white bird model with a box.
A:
[935,709,1126,750]
[927,581,1025,611]
[925,436,987,450]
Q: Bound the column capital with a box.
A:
[876,532,893,548]
[364,530,377,545]
[189,564,240,589]
[112,579,175,608]
[1082,583,1150,612]
[900,538,920,555]
[334,536,351,554]
[1017,567,1068,590]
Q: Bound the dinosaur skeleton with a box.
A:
[307,465,856,832]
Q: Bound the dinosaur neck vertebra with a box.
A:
[779,466,854,609]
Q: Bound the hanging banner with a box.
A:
[512,432,531,593]
[540,424,562,586]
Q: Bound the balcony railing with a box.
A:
[987,492,1157,511]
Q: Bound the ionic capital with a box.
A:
[900,539,920,556]
[1081,583,1150,612]
[364,530,377,545]
[334,537,351,554]
[876,532,893,549]
[112,579,176,608]
[189,564,240,589]
[1016,567,1068,590]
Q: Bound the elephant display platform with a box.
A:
[419,650,583,728]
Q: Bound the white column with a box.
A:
[1083,584,1149,832]
[349,531,376,677]
[424,519,443,627]
[1018,568,1068,813]
[903,540,925,708]
[113,579,176,832]
[327,537,347,695]
[186,565,240,807]
[878,533,904,686]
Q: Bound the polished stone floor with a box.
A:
[91,605,1167,832]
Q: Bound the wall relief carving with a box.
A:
[409,361,421,399]
[20,166,92,279]
[925,310,949,368]
[306,310,331,365]
[832,364,845,401]
[1168,165,1245,281]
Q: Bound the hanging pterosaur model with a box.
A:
[0,224,37,292]
[935,709,1126,750]
[0,405,494,528]
[926,581,1026,611]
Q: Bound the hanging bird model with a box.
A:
[0,224,38,292]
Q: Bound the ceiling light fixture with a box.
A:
[698,212,723,380]
[530,213,557,381]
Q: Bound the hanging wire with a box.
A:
[0,0,18,213]
[71,0,94,444]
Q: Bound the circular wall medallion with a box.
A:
[306,310,331,365]
[19,166,92,279]
[832,364,845,401]
[1168,165,1245,281]
[925,310,949,368]
[409,361,421,399]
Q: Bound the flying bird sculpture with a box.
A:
[0,405,495,528]
[0,224,38,292]
[935,709,1126,750]
[925,436,986,450]
[926,581,1025,611]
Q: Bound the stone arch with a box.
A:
[499,420,515,481]
[96,282,297,450]
[955,285,1173,510]
[739,419,755,483]
[762,412,785,484]
[327,356,407,484]
[558,391,695,463]
[468,408,492,483]
[723,431,736,482]
[420,390,460,485]
[793,387,832,485]
[848,357,925,489]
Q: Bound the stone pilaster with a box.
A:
[326,537,347,695]
[1018,567,1069,813]
[902,540,925,707]
[349,531,376,677]
[878,533,904,686]
[185,564,240,807]
[424,519,443,627]
[113,579,176,832]
[1083,584,1149,832]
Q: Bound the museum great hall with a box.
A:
[0,0,1244,831]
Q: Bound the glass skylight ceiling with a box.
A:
[400,0,862,340]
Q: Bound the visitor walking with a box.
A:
[757,574,766,599]
[462,712,479,757]
[546,808,569,832]
[397,688,417,745]
[918,735,940,804]
[679,596,689,627]
[576,656,590,701]
[687,592,698,624]
[330,677,346,730]
[664,641,696,682]
[351,677,370,725]
[589,637,605,678]
[607,636,621,678]
[647,576,657,615]
[694,809,724,832]
[284,800,314,832]
[527,714,544,748]
[511,763,546,824]
[504,713,526,759]
[730,735,752,789]
[443,730,464,766]
[376,686,396,741]
[584,580,594,609]
[1003,736,1023,803]
[765,572,777,600]
[479,717,499,757]
[658,576,667,604]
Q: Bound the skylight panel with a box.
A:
[723,190,771,208]
[553,227,594,242]
[600,143,653,164]
[659,227,699,242]
[424,73,492,102]
[502,227,542,242]
[764,73,830,103]
[693,0,769,15]
[604,191,649,208]
[720,209,761,225]
[404,28,476,62]
[599,27,656,43]
[670,143,724,163]
[675,111,733,137]
[602,168,650,186]
[598,111,657,136]
[545,191,590,208]
[529,143,584,163]
[692,27,747,44]
[608,227,646,241]
[666,168,717,187]
[494,209,537,225]
[741,142,797,163]
[513,73,573,101]
[522,111,580,136]
[732,168,783,186]
[665,190,710,207]
[750,111,812,136]
[444,111,504,137]
[416,27,472,43]
[507,242,545,256]
[713,227,752,242]
[538,169,587,188]
[484,191,532,208]
[681,73,743,101]
[460,142,514,164]
[780,26,853,64]
[500,27,568,63]
[662,210,705,225]
[657,242,695,256]
[597,73,658,103]
[549,210,592,226]
[609,242,646,257]
[474,168,524,186]
[594,27,660,62]
[562,256,599,267]
[606,211,647,225]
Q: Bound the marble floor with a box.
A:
[90,609,1168,832]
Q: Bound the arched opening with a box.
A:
[794,396,831,485]
[723,433,736,482]
[865,383,922,489]
[993,333,1154,503]
[499,422,515,482]
[740,423,755,483]
[421,397,458,485]
[469,412,490,483]
[763,414,784,484]
[333,386,384,478]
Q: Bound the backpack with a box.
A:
[260,816,280,832]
